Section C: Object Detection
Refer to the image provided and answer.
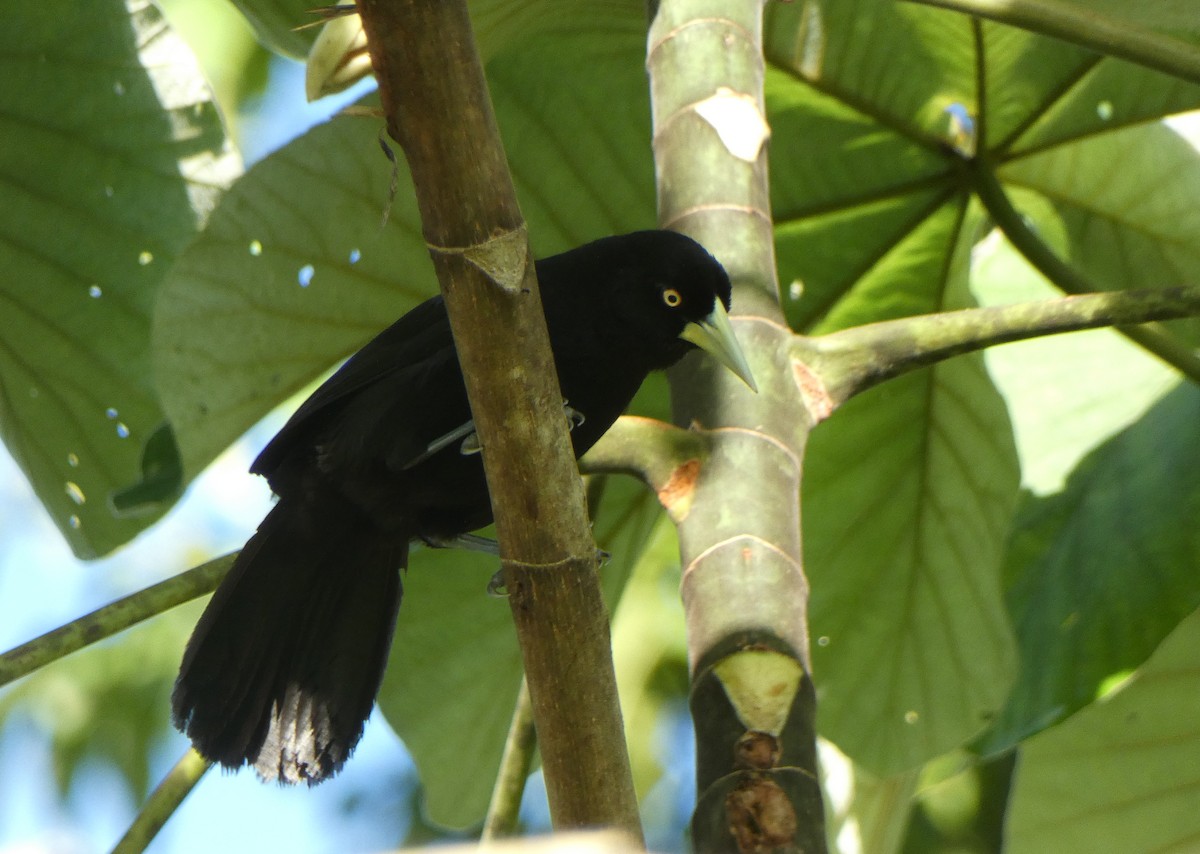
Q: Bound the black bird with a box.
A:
[172,230,756,785]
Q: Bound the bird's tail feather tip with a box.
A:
[171,496,405,786]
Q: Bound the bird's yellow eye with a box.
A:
[662,288,682,307]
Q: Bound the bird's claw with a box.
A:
[484,547,607,598]
[564,401,585,431]
[412,402,583,466]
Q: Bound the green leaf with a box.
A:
[763,0,1200,337]
[759,0,1200,780]
[978,383,1200,755]
[764,0,977,143]
[950,0,1200,89]
[776,189,953,331]
[765,68,952,220]
[155,26,654,480]
[971,233,1180,495]
[1002,123,1200,341]
[0,0,238,557]
[979,20,1200,155]
[805,357,1020,775]
[153,104,431,479]
[765,64,955,330]
[376,544,521,830]
[225,0,645,63]
[977,22,1097,151]
[803,201,1021,774]
[226,0,314,60]
[378,475,664,828]
[1005,605,1200,852]
[471,0,646,66]
[488,23,656,251]
[1006,56,1200,154]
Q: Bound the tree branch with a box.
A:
[580,416,709,519]
[482,679,537,841]
[648,2,826,850]
[112,749,210,854]
[355,0,641,838]
[899,0,1200,85]
[806,285,1200,411]
[0,554,232,689]
[971,155,1200,382]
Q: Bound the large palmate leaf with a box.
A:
[228,0,644,62]
[0,0,238,557]
[1005,605,1200,853]
[760,0,1200,776]
[147,0,1200,819]
[153,100,431,479]
[155,21,654,479]
[979,383,1200,756]
[802,200,1020,774]
[969,239,1198,758]
[379,475,663,828]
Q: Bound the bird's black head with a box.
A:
[539,230,755,389]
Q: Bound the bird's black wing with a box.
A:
[252,294,455,479]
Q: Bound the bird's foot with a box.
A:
[564,401,585,431]
[484,546,611,598]
[419,532,500,555]
[402,419,478,469]
[460,402,584,457]
[411,402,585,466]
[459,430,481,456]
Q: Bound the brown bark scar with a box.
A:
[657,458,701,520]
[792,357,833,423]
[726,776,798,851]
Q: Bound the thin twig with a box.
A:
[900,0,1200,85]
[580,416,708,491]
[0,554,234,688]
[482,678,537,841]
[970,158,1200,382]
[806,285,1200,407]
[111,749,211,854]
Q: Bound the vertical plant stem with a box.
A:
[648,1,826,850]
[356,0,642,839]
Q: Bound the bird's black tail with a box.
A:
[172,496,405,784]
